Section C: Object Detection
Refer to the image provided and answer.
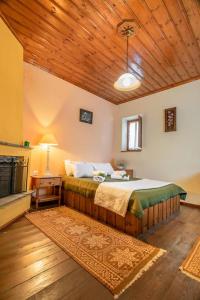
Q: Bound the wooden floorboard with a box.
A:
[0,206,200,300]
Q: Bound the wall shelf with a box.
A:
[0,141,32,150]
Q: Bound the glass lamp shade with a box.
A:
[114,73,141,91]
[39,133,58,146]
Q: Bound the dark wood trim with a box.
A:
[63,190,180,237]
[0,140,32,150]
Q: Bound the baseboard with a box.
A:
[180,201,200,209]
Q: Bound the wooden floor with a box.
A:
[0,206,200,300]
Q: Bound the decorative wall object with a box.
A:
[165,107,176,132]
[80,109,93,124]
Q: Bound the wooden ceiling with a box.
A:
[1,0,200,104]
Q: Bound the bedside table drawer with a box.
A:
[40,178,61,187]
[34,178,61,187]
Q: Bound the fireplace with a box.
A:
[0,156,28,198]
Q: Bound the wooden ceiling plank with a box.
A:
[1,0,199,103]
[13,0,118,66]
[0,10,23,46]
[139,0,192,79]
[5,15,121,85]
[24,50,136,103]
[84,0,174,87]
[107,0,184,82]
[21,35,144,101]
[145,0,199,77]
[68,0,164,89]
[180,0,200,49]
[163,0,200,74]
[17,31,125,97]
[1,1,146,100]
[1,0,177,97]
[130,27,181,83]
[36,0,156,92]
[11,19,146,100]
[24,50,119,102]
[124,0,190,80]
[23,60,117,103]
[135,32,184,83]
[16,0,153,93]
[84,0,172,87]
[129,35,176,84]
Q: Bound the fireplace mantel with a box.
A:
[0,191,32,207]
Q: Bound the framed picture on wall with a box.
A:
[80,109,93,124]
[165,107,176,132]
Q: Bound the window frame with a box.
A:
[126,116,142,152]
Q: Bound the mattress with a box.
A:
[63,176,186,217]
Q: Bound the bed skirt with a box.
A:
[63,190,180,237]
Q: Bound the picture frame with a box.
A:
[165,107,176,132]
[80,109,93,124]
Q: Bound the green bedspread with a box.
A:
[63,176,186,218]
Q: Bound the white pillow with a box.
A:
[64,160,84,176]
[74,162,94,178]
[64,160,73,176]
[92,163,114,175]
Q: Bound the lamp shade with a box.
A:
[114,73,141,91]
[39,133,58,146]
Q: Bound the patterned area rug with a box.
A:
[26,206,165,298]
[180,237,200,282]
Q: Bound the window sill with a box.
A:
[121,149,142,152]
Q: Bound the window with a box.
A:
[121,115,142,152]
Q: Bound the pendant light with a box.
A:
[114,20,141,92]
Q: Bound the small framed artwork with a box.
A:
[165,107,176,132]
[80,109,93,124]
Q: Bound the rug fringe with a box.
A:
[179,267,200,283]
[114,249,166,299]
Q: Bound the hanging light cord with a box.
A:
[126,35,129,73]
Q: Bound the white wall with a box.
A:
[23,63,115,175]
[114,80,200,194]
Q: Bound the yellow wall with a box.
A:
[0,18,23,144]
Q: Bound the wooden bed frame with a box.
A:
[63,190,180,237]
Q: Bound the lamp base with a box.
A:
[44,170,52,177]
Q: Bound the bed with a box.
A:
[63,175,186,237]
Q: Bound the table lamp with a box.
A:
[39,133,58,176]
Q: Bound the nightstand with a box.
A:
[125,169,134,177]
[31,176,62,209]
[115,169,134,177]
